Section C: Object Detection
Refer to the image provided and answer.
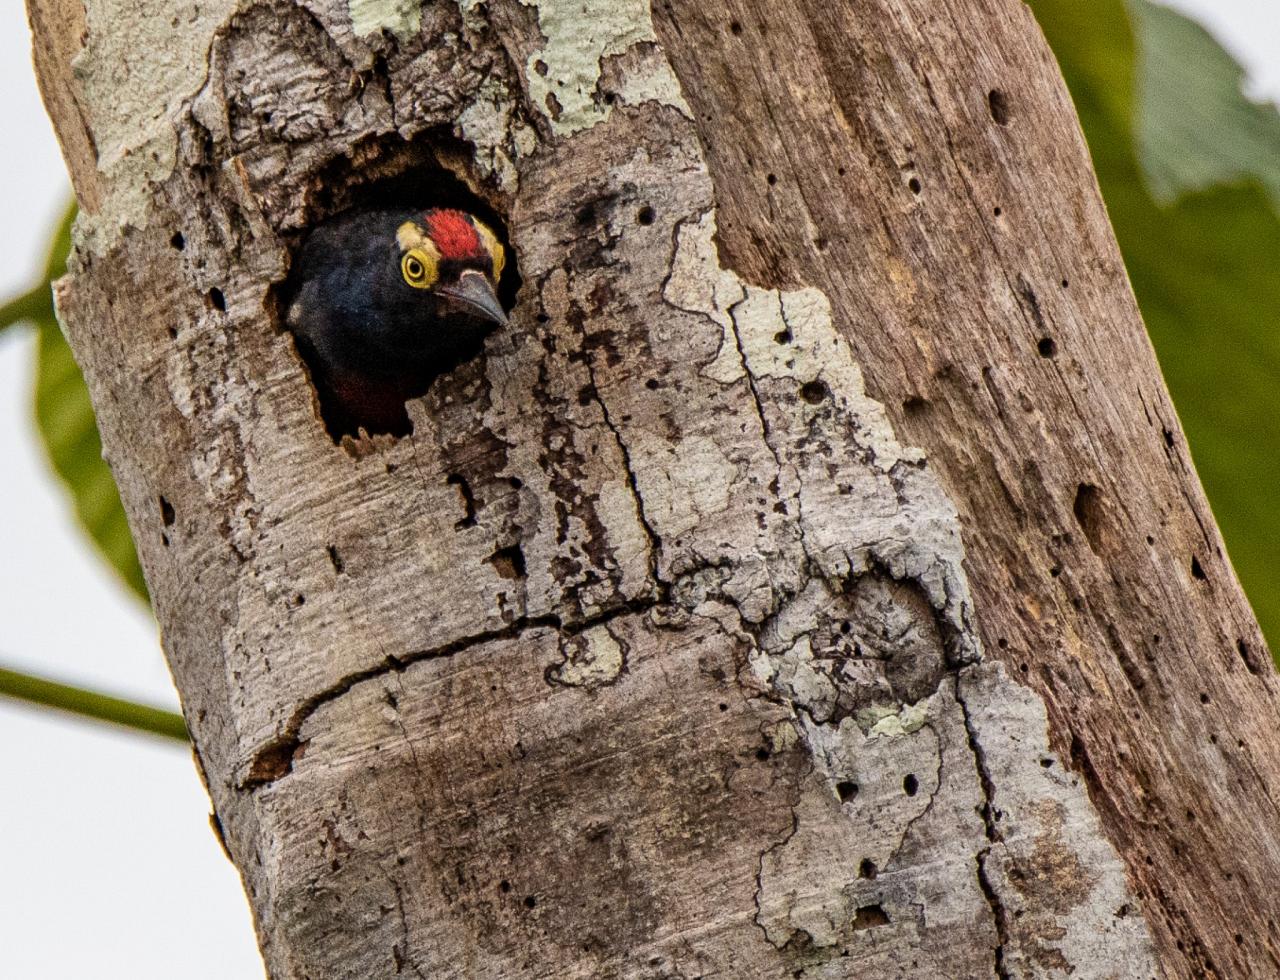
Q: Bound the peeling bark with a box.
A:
[26,0,1279,976]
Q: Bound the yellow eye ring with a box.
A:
[401,248,438,289]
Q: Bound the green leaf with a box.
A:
[1130,0,1280,207]
[0,282,54,336]
[0,661,187,741]
[1029,0,1280,649]
[1,201,148,603]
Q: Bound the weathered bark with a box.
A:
[26,0,1280,976]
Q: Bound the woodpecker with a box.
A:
[286,206,510,436]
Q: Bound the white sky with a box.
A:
[0,1,1274,977]
[0,1,263,976]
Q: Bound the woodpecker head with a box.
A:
[286,206,510,436]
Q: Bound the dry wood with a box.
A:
[25,0,1280,976]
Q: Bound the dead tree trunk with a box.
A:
[28,0,1280,975]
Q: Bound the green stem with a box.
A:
[0,282,53,333]
[0,663,189,742]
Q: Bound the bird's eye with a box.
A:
[401,249,438,289]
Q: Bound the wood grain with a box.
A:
[654,1,1280,975]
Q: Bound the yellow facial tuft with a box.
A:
[473,219,506,281]
[396,221,441,290]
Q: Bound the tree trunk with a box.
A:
[27,0,1280,975]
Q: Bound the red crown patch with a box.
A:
[424,209,483,261]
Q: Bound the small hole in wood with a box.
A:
[636,205,656,226]
[524,895,537,909]
[836,780,858,802]
[858,858,877,879]
[207,287,226,312]
[1199,692,1210,705]
[169,232,185,250]
[766,173,778,186]
[1191,556,1207,581]
[488,543,526,579]
[800,379,828,404]
[774,329,792,345]
[1061,278,1070,289]
[159,495,176,527]
[1038,337,1057,358]
[902,395,929,416]
[1238,638,1261,676]
[903,773,919,796]
[756,747,771,762]
[730,19,743,35]
[1072,483,1104,553]
[499,880,511,893]
[447,474,478,529]
[993,206,1003,217]
[851,904,890,930]
[327,544,345,574]
[988,89,1011,126]
[908,176,922,195]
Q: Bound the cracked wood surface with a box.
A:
[24,0,1273,975]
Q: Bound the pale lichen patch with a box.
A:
[865,700,929,738]
[603,42,693,122]
[549,624,625,687]
[663,211,747,384]
[763,719,801,755]
[71,0,236,253]
[349,0,421,40]
[457,77,528,192]
[756,690,956,951]
[514,0,687,136]
[958,662,1159,976]
[667,211,922,470]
